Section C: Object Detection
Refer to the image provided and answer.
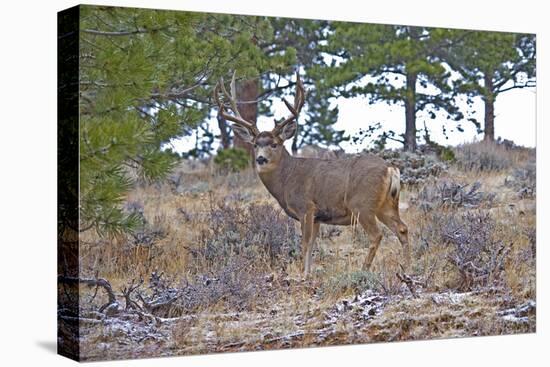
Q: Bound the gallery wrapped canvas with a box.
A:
[58,4,536,362]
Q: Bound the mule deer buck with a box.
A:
[214,72,410,275]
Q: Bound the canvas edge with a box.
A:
[57,4,81,362]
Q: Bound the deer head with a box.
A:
[213,72,305,172]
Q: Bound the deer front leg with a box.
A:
[376,207,411,271]
[301,209,319,276]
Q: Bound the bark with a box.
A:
[217,114,231,149]
[235,78,259,156]
[483,73,495,142]
[404,71,418,152]
[291,127,299,155]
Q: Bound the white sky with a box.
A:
[170,86,536,154]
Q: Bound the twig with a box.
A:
[122,278,144,311]
[396,264,423,298]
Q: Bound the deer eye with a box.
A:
[253,144,258,149]
[271,144,277,148]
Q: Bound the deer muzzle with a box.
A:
[256,156,268,165]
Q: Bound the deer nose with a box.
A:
[256,156,268,165]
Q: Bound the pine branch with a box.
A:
[82,27,169,36]
[497,80,536,94]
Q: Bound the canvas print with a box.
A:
[57,4,536,362]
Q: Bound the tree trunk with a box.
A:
[216,114,231,149]
[483,73,495,142]
[404,71,417,152]
[235,78,259,156]
[291,127,299,155]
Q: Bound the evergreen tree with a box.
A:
[318,24,462,151]
[262,18,348,153]
[79,6,293,234]
[440,30,536,141]
[295,87,346,150]
[214,17,348,154]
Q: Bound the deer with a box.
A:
[213,72,410,276]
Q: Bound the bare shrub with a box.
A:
[441,211,510,290]
[505,161,536,198]
[373,150,447,185]
[130,214,169,246]
[78,261,271,318]
[137,258,268,316]
[454,141,531,172]
[416,210,512,291]
[190,203,300,271]
[319,225,342,240]
[123,200,169,247]
[415,179,495,212]
[524,227,536,259]
[167,162,211,195]
[182,257,267,312]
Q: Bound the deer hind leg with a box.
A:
[358,214,383,270]
[300,210,319,276]
[377,204,410,270]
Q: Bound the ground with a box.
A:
[63,142,536,361]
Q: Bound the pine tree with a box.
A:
[78,6,293,234]
[212,17,348,154]
[263,18,348,152]
[318,24,462,151]
[440,30,536,141]
[295,87,347,150]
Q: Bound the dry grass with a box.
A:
[76,145,536,361]
[454,140,534,172]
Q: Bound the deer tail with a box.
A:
[387,166,401,202]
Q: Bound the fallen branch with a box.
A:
[396,265,424,298]
[58,275,117,312]
[137,292,180,316]
[122,278,144,311]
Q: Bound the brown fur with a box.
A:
[253,141,410,275]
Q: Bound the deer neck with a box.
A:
[257,149,294,208]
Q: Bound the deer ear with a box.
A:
[230,124,255,144]
[278,120,297,141]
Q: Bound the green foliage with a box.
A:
[424,137,456,162]
[439,146,456,162]
[260,19,349,150]
[78,6,295,235]
[323,270,379,295]
[79,113,159,235]
[213,148,250,172]
[447,31,536,97]
[296,86,348,150]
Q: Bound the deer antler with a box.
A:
[272,72,306,135]
[213,71,260,136]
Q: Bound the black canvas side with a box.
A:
[57,4,80,362]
